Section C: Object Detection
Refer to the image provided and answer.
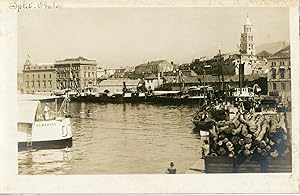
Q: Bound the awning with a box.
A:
[17,100,39,124]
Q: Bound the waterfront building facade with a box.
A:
[267,46,291,104]
[22,59,57,94]
[144,75,164,91]
[54,56,97,91]
[191,53,236,79]
[134,60,174,76]
[113,67,126,78]
[17,72,24,93]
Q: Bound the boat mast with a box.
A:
[238,49,244,95]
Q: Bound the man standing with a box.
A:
[43,103,50,120]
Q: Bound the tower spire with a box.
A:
[245,13,251,25]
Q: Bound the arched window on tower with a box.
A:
[273,83,277,90]
[271,68,276,79]
[281,83,285,91]
[279,68,285,79]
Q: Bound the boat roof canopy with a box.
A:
[17,94,63,101]
[17,100,39,124]
[152,91,181,95]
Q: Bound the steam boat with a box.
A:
[18,95,72,151]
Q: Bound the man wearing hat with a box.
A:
[43,103,50,120]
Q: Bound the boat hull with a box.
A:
[18,118,73,151]
[192,120,214,131]
[18,137,72,151]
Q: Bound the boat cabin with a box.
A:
[232,87,255,98]
[188,86,214,99]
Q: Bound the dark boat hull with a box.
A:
[18,137,72,151]
[192,120,214,131]
[71,95,205,105]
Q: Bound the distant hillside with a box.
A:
[256,41,289,54]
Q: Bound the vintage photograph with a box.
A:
[17,6,292,175]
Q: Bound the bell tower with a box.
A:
[240,15,255,56]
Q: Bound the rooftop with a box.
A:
[55,56,97,65]
[256,50,272,58]
[268,46,290,59]
[99,79,140,86]
[136,60,170,67]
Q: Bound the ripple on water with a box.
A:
[18,102,202,174]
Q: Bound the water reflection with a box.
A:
[18,148,72,175]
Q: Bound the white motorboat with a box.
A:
[18,94,72,151]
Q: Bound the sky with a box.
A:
[18,7,290,71]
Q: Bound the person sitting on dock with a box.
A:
[166,162,176,174]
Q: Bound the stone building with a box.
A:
[134,60,174,76]
[54,56,97,91]
[267,46,291,104]
[22,59,57,94]
[238,15,266,76]
[190,53,236,79]
[240,15,256,56]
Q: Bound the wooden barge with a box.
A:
[204,156,292,173]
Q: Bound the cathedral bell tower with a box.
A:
[240,15,255,56]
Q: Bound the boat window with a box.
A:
[35,98,65,121]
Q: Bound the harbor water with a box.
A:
[18,102,204,174]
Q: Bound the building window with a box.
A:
[271,61,276,67]
[288,68,291,79]
[49,81,52,88]
[37,81,40,88]
[281,83,285,91]
[38,74,40,79]
[26,81,29,88]
[31,81,34,88]
[49,74,51,78]
[272,69,276,79]
[44,74,46,78]
[88,72,90,77]
[279,68,285,79]
[273,83,277,90]
[32,74,34,79]
[43,81,46,88]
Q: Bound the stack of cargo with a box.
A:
[207,109,290,167]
